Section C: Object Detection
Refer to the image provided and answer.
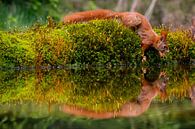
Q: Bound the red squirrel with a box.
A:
[63,9,169,60]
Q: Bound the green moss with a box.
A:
[0,20,194,68]
[0,66,194,111]
[64,20,141,66]
[166,29,193,62]
[0,68,141,112]
[162,66,191,101]
[0,19,141,68]
[0,31,35,67]
[158,28,194,64]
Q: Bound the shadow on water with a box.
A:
[0,65,195,129]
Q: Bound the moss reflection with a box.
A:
[0,66,194,113]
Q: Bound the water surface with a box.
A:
[0,66,195,129]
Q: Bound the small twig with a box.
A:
[144,0,158,21]
[115,0,128,12]
[130,0,139,12]
[191,16,195,41]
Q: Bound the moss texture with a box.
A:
[0,68,141,112]
[0,19,194,68]
[0,66,194,112]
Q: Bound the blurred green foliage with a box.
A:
[0,0,98,29]
[0,0,64,29]
[0,0,103,29]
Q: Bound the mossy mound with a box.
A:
[0,19,141,68]
[163,29,195,63]
[0,19,194,68]
[145,28,195,65]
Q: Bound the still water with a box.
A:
[0,66,195,129]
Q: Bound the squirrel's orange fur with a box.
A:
[63,9,168,58]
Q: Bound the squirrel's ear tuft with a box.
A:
[160,31,168,41]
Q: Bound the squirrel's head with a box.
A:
[154,31,169,57]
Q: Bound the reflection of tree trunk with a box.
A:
[144,0,158,21]
[191,16,195,41]
[115,0,128,12]
[130,0,139,12]
[189,85,195,106]
[35,68,43,88]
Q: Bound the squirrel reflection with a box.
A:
[118,70,168,117]
[189,84,195,106]
[60,68,168,119]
